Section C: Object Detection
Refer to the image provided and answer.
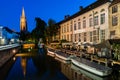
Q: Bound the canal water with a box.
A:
[5,54,68,80]
[2,48,120,80]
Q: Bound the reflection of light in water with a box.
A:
[28,48,31,52]
[21,57,27,77]
[13,57,16,61]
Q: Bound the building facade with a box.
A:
[20,7,27,32]
[109,0,120,39]
[0,26,19,45]
[59,0,112,45]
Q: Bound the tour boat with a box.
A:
[55,51,71,63]
[47,48,55,57]
[71,57,112,77]
[71,64,109,80]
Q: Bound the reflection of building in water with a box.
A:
[61,63,89,80]
[21,57,27,76]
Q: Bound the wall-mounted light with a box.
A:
[12,49,16,53]
[13,57,16,61]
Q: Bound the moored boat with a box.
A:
[47,48,56,57]
[55,51,71,63]
[71,57,112,77]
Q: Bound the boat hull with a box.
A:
[71,58,112,77]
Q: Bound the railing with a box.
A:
[0,43,20,51]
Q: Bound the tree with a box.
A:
[31,17,47,43]
[46,19,59,44]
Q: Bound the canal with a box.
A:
[1,48,120,80]
[4,51,68,80]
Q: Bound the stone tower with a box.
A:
[20,7,27,32]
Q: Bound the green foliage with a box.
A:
[20,31,30,41]
[45,19,59,44]
[112,43,120,60]
[31,17,47,44]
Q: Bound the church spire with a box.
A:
[20,7,27,32]
[22,7,25,17]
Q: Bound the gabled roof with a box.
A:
[58,0,111,25]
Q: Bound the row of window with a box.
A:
[61,4,119,33]
[62,30,105,43]
[61,13,105,33]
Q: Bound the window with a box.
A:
[70,25,72,31]
[67,25,69,32]
[74,23,77,30]
[62,36,63,39]
[93,30,97,43]
[67,34,69,41]
[94,16,99,26]
[84,32,87,42]
[110,31,115,39]
[101,30,105,42]
[62,27,63,33]
[101,13,105,24]
[90,32,92,42]
[71,34,73,41]
[112,5,118,13]
[89,18,93,27]
[75,34,77,42]
[79,33,81,41]
[64,26,66,33]
[78,22,81,29]
[83,20,86,28]
[112,16,118,26]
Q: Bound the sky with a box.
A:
[0,0,96,32]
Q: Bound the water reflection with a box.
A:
[6,52,68,80]
[21,57,27,77]
[5,50,120,80]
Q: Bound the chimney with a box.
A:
[64,15,70,19]
[79,6,83,11]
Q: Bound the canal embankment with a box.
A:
[0,44,20,69]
